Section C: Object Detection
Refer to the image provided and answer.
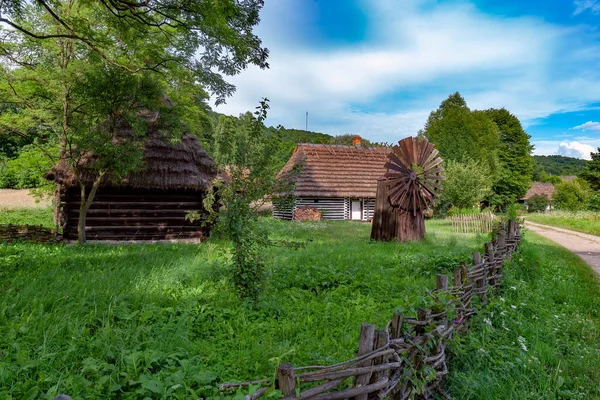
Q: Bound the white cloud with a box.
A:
[573,121,600,131]
[574,0,600,15]
[557,141,595,159]
[213,0,600,151]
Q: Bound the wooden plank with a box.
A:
[353,323,375,400]
[276,363,295,397]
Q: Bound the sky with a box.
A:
[214,0,600,160]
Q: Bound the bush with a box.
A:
[588,192,600,211]
[0,144,56,189]
[527,194,550,213]
[553,179,590,211]
[441,159,493,209]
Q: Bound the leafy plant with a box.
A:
[526,194,550,213]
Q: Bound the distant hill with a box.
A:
[533,155,588,177]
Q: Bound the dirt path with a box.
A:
[0,189,51,209]
[525,221,600,277]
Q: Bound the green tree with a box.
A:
[527,194,551,213]
[580,147,600,191]
[440,158,494,209]
[553,179,591,211]
[204,99,283,301]
[484,108,533,206]
[0,0,267,243]
[419,92,501,179]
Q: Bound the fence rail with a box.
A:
[222,219,521,400]
[449,212,496,234]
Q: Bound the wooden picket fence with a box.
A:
[0,224,57,243]
[222,219,521,400]
[449,212,496,234]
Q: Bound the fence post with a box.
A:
[354,322,375,400]
[276,363,295,397]
[485,242,496,289]
[436,274,449,330]
[391,313,404,339]
[370,329,391,385]
[473,252,487,304]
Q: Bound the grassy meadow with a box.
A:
[1,208,600,399]
[526,210,600,236]
[447,232,600,399]
[1,210,487,399]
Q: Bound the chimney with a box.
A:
[352,135,362,146]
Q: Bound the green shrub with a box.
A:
[587,192,600,211]
[0,144,57,189]
[553,179,590,211]
[527,194,550,213]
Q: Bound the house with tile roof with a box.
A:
[273,137,390,221]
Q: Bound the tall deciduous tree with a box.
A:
[484,108,534,206]
[419,92,501,179]
[0,0,268,243]
[580,147,600,191]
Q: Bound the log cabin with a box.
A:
[273,137,390,221]
[45,132,217,241]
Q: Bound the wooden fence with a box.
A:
[449,212,496,234]
[222,219,521,400]
[0,224,57,243]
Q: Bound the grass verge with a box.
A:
[526,211,600,236]
[0,207,54,228]
[0,212,488,399]
[446,230,600,399]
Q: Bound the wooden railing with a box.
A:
[222,220,521,400]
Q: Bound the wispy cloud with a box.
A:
[573,0,600,15]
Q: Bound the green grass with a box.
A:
[0,210,489,399]
[0,207,54,228]
[526,210,600,236]
[447,231,600,399]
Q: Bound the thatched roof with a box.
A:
[276,143,390,198]
[521,182,555,200]
[46,132,217,190]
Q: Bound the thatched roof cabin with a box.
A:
[47,132,217,241]
[273,140,390,220]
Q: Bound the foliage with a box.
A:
[579,147,600,191]
[447,232,600,399]
[541,174,561,185]
[484,108,533,206]
[440,158,494,209]
[204,99,283,301]
[0,210,490,398]
[0,143,56,189]
[0,0,268,105]
[587,192,600,212]
[419,92,501,180]
[532,155,587,177]
[0,207,53,227]
[553,179,591,211]
[526,194,551,213]
[526,210,600,236]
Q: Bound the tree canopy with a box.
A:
[419,92,501,179]
[420,92,534,207]
[484,108,533,205]
[579,147,600,191]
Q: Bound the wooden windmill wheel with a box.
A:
[371,137,444,242]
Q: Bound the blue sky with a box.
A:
[214,0,600,160]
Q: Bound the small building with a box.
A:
[46,133,217,241]
[520,182,555,210]
[273,140,390,221]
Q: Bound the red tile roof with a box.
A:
[277,143,390,198]
[521,182,555,200]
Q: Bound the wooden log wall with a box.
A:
[223,220,522,400]
[60,187,210,241]
[0,224,56,243]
